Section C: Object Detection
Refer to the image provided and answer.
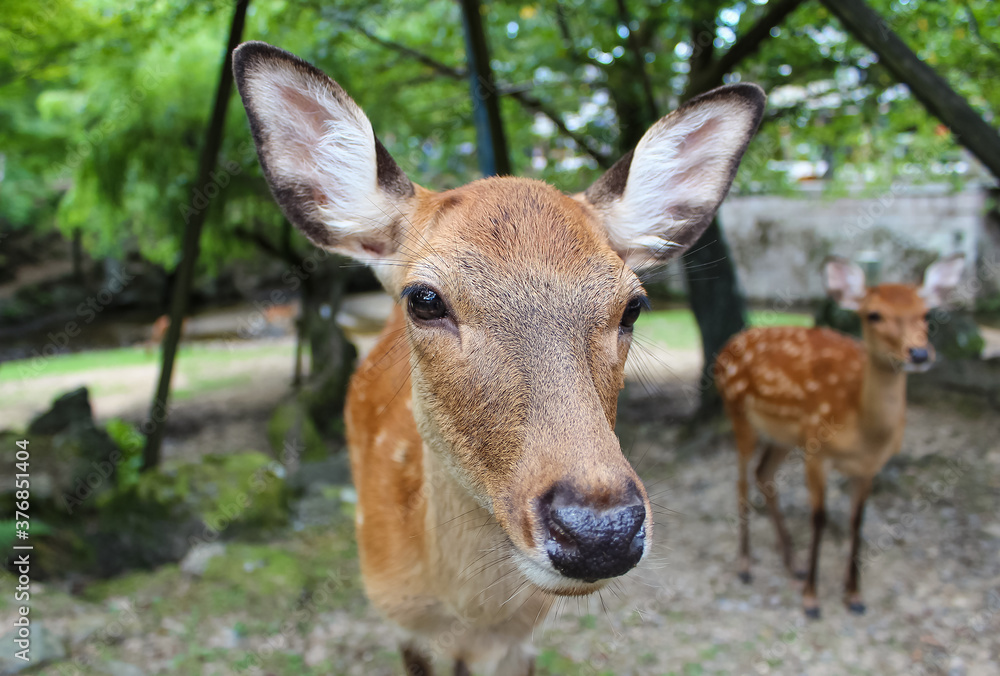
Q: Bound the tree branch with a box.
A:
[701,0,807,91]
[502,88,614,168]
[232,225,302,267]
[963,2,1000,63]
[345,22,613,168]
[615,0,659,122]
[553,1,592,67]
[345,20,466,79]
[819,0,1000,180]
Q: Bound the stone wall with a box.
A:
[669,188,994,305]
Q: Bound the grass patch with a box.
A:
[80,522,365,651]
[174,373,255,401]
[635,309,701,351]
[537,648,611,676]
[0,342,296,383]
[635,308,813,351]
[0,347,158,380]
[748,310,814,328]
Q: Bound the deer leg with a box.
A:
[803,458,827,619]
[845,475,873,615]
[453,660,470,676]
[733,417,758,584]
[755,443,796,577]
[402,643,434,676]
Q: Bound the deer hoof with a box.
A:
[848,601,866,615]
[738,570,752,584]
[803,606,821,620]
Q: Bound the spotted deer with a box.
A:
[143,314,188,352]
[233,41,764,674]
[715,254,965,618]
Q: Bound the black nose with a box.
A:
[909,347,930,364]
[539,482,646,583]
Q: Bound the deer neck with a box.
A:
[419,443,543,624]
[858,355,907,444]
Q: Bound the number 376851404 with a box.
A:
[14,440,30,537]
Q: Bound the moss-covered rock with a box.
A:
[201,543,309,605]
[267,400,328,465]
[1,389,121,511]
[28,387,93,434]
[127,451,289,532]
[94,451,290,569]
[0,389,123,579]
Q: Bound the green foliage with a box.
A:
[0,518,52,552]
[1,0,996,274]
[267,400,328,463]
[105,451,289,531]
[637,307,813,350]
[105,417,144,490]
[536,647,612,676]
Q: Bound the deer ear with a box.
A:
[823,256,867,310]
[232,41,414,268]
[920,253,965,309]
[582,83,765,269]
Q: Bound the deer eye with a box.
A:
[404,285,448,322]
[620,296,648,332]
[866,311,882,323]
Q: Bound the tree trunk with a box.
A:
[612,0,659,151]
[142,0,249,470]
[684,218,749,416]
[678,7,743,418]
[819,0,1000,180]
[299,259,356,437]
[71,228,84,284]
[680,0,805,418]
[459,0,511,176]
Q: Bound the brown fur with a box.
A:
[716,283,934,617]
[232,41,767,671]
[345,181,644,667]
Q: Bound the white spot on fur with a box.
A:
[392,441,408,464]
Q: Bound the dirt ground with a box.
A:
[3,338,999,675]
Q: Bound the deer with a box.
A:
[715,253,965,619]
[143,314,188,352]
[232,41,765,675]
